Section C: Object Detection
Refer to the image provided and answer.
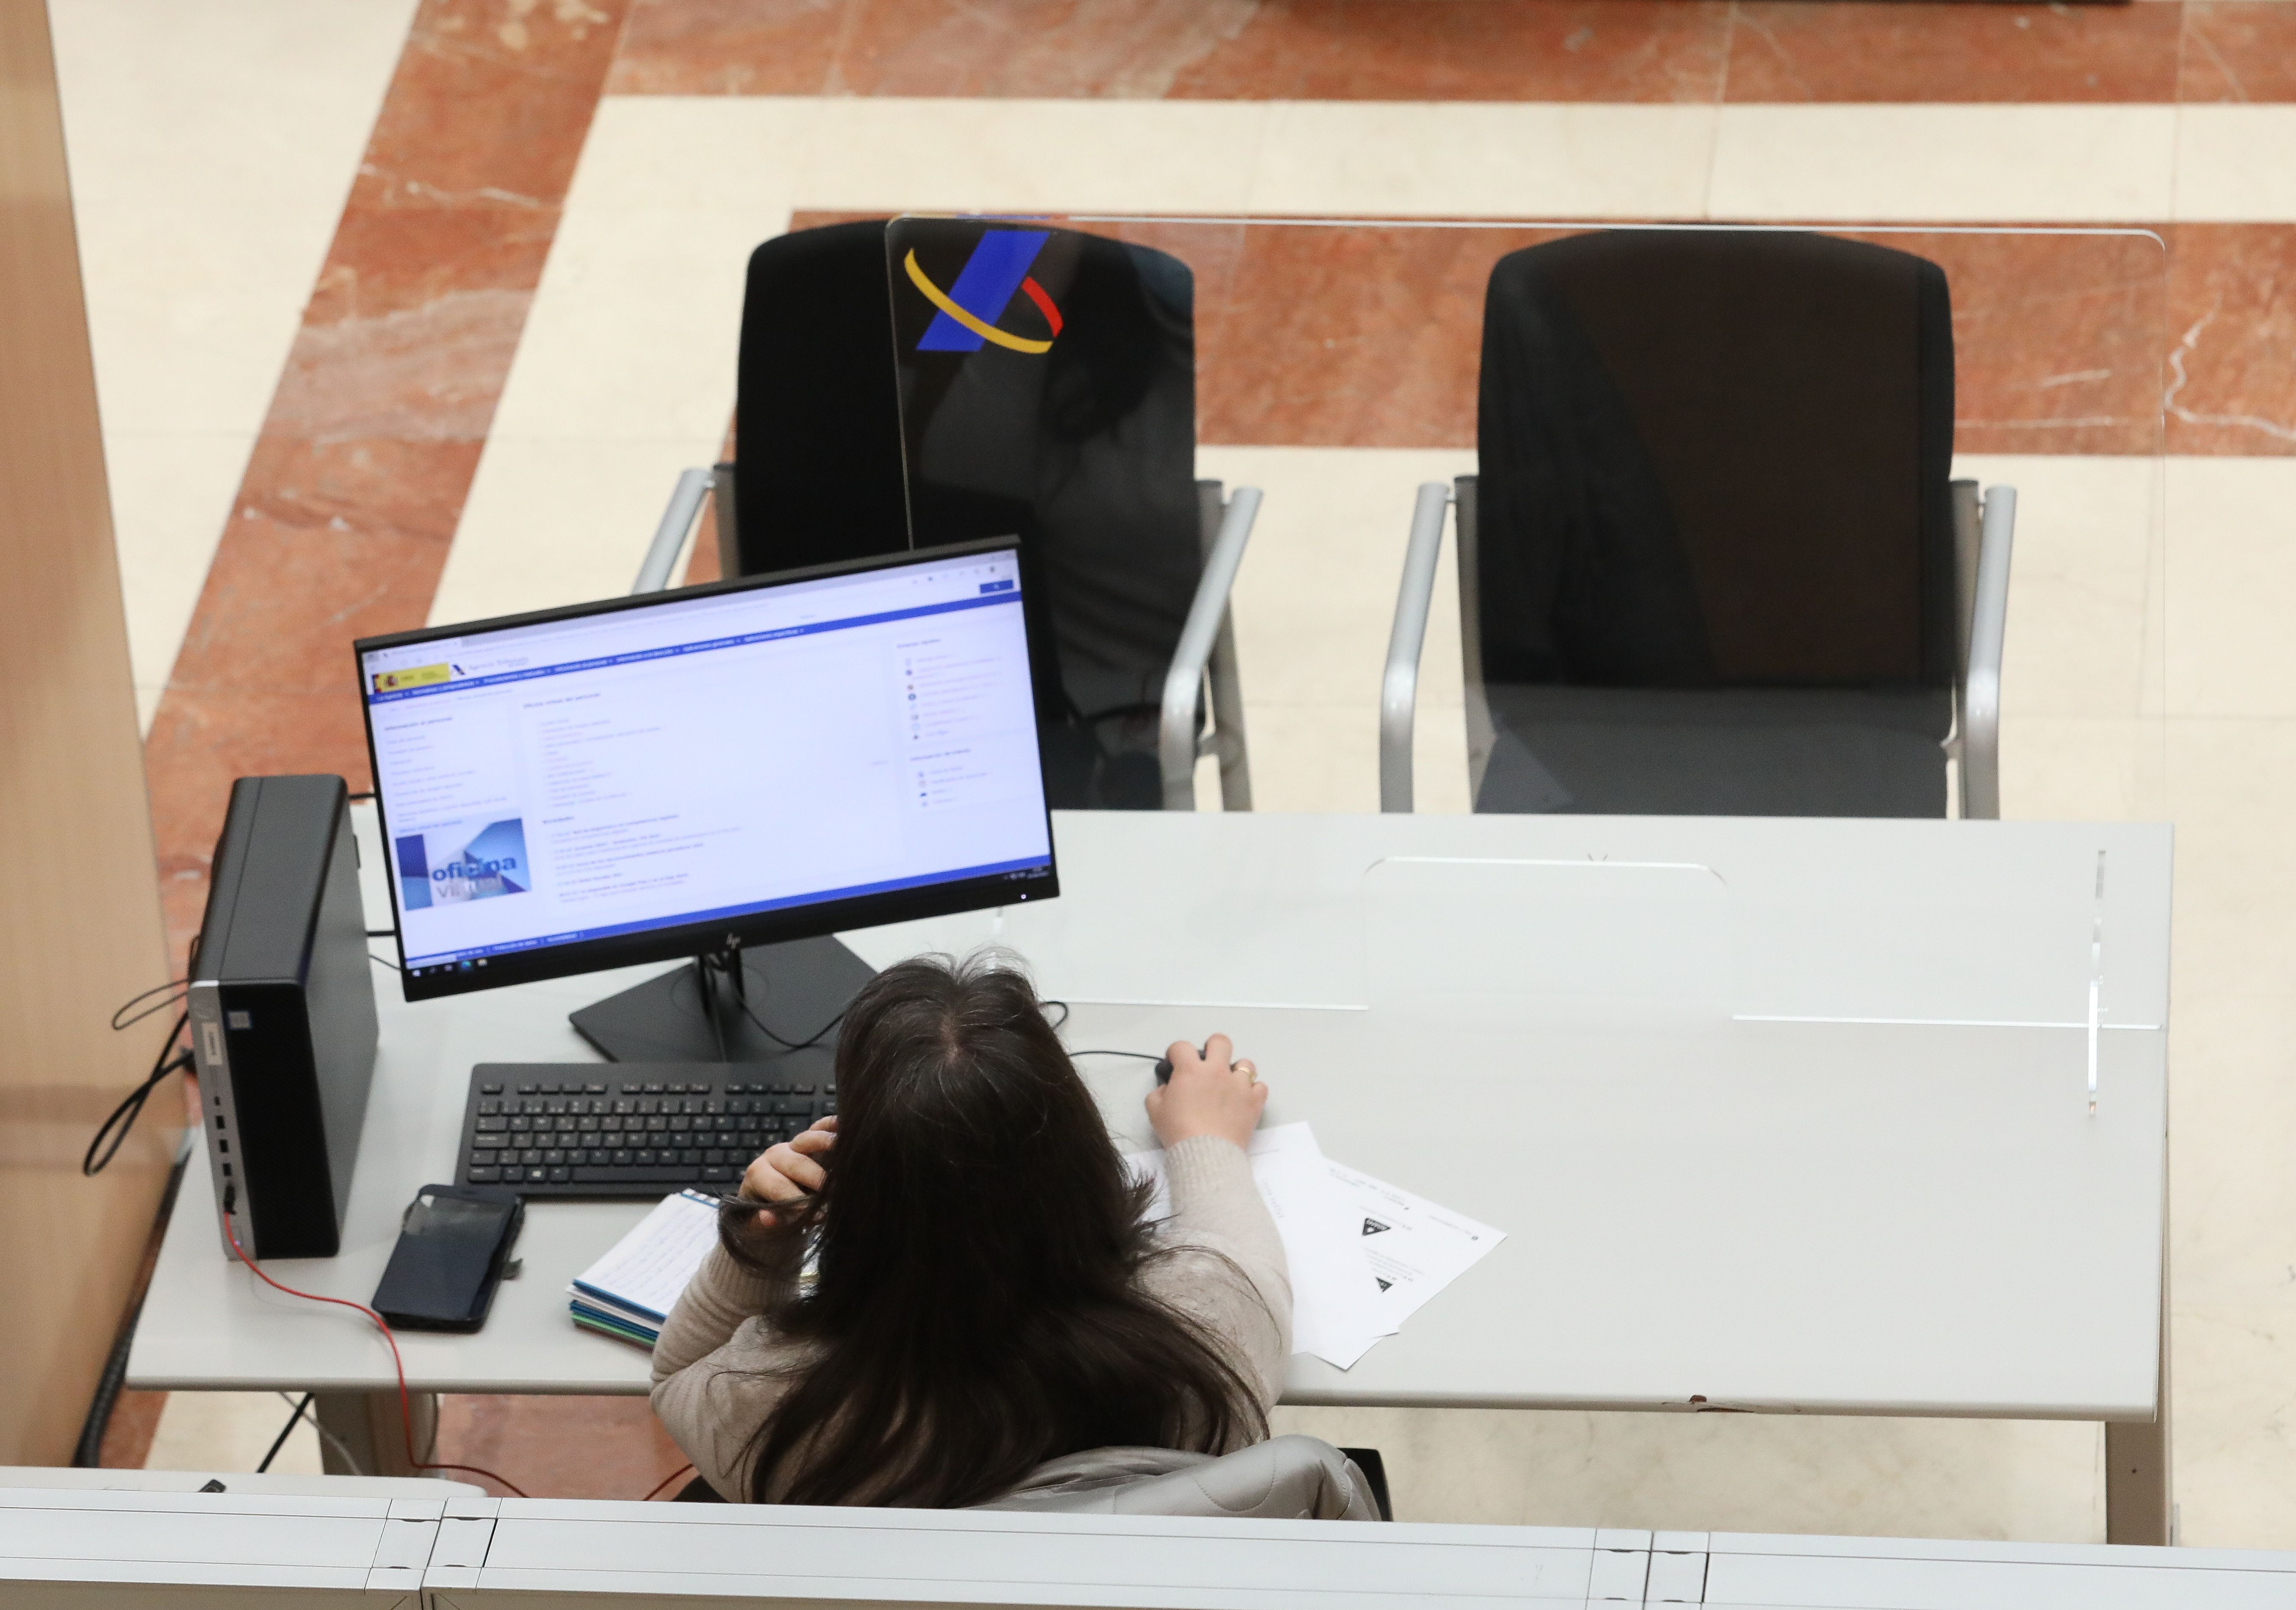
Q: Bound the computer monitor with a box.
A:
[354,538,1058,1057]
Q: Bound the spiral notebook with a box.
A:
[568,1189,722,1348]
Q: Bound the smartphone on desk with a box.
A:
[372,1183,523,1332]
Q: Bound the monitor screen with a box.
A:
[355,539,1057,1000]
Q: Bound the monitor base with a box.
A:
[569,934,876,1067]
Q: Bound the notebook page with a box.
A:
[569,1189,721,1323]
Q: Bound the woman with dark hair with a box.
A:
[649,952,1288,1507]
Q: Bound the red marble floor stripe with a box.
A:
[1051,220,2171,454]
[2163,223,2296,454]
[609,0,2296,104]
[2180,1,2296,104]
[768,211,2282,456]
[144,0,629,968]
[437,1394,691,1501]
[1722,2,2183,104]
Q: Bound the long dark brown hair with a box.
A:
[717,953,1267,1507]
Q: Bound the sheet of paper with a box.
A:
[1324,1161,1507,1327]
[1127,1123,1393,1370]
[568,1188,721,1323]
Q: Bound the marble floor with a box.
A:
[52,0,2296,1545]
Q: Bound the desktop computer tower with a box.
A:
[189,775,378,1259]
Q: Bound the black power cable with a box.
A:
[84,1011,193,1178]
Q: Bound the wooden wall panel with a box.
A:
[0,0,179,1466]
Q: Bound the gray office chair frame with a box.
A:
[1379,475,2018,820]
[637,466,1260,813]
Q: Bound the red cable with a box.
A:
[220,1206,529,1497]
[641,1462,696,1501]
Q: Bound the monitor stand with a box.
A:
[569,934,877,1068]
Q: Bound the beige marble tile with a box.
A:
[2163,995,2296,1548]
[104,429,258,729]
[1956,454,2164,723]
[2174,107,2296,224]
[485,202,770,443]
[1197,447,1475,814]
[50,0,415,726]
[1709,105,2180,222]
[2165,458,2296,716]
[2161,717,2296,997]
[1276,1405,2102,1540]
[572,94,820,216]
[1998,716,2169,822]
[1196,446,1475,709]
[1237,702,1384,814]
[803,97,1271,214]
[1247,102,1716,220]
[432,436,719,626]
[144,1391,321,1476]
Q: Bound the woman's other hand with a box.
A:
[1145,1034,1266,1151]
[737,1117,836,1227]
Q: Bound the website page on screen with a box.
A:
[360,552,1052,978]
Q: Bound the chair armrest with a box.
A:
[1960,484,2016,820]
[1380,482,1452,813]
[1160,486,1263,809]
[633,467,714,594]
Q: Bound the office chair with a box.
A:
[1379,228,2018,820]
[674,1434,1389,1521]
[635,219,1260,813]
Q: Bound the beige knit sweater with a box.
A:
[649,1134,1293,1502]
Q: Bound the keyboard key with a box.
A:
[643,1083,663,1094]
[468,1167,500,1183]
[471,1149,498,1165]
[612,1149,633,1166]
[480,1082,504,1095]
[548,1166,571,1183]
[520,1148,543,1166]
[635,1149,657,1166]
[543,1150,566,1166]
[585,1083,605,1095]
[675,1148,701,1165]
[621,1082,640,1094]
[703,1149,727,1166]
[476,1116,507,1133]
[703,1165,734,1183]
[518,1083,538,1095]
[525,1166,547,1183]
[477,1099,501,1116]
[574,1165,695,1184]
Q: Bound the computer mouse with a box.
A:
[1152,1046,1204,1085]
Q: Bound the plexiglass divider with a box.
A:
[885,216,2167,826]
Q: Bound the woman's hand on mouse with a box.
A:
[738,1117,836,1227]
[1146,1033,1266,1151]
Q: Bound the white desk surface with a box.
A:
[133,809,2171,1422]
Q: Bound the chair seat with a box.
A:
[972,1435,1381,1520]
[1477,685,1952,818]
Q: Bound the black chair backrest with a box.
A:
[728,219,1203,808]
[1475,228,1957,693]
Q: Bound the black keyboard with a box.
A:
[454,1061,836,1197]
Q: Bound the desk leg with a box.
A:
[313,1390,436,1478]
[2106,1419,2169,1544]
[2107,1178,2174,1546]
